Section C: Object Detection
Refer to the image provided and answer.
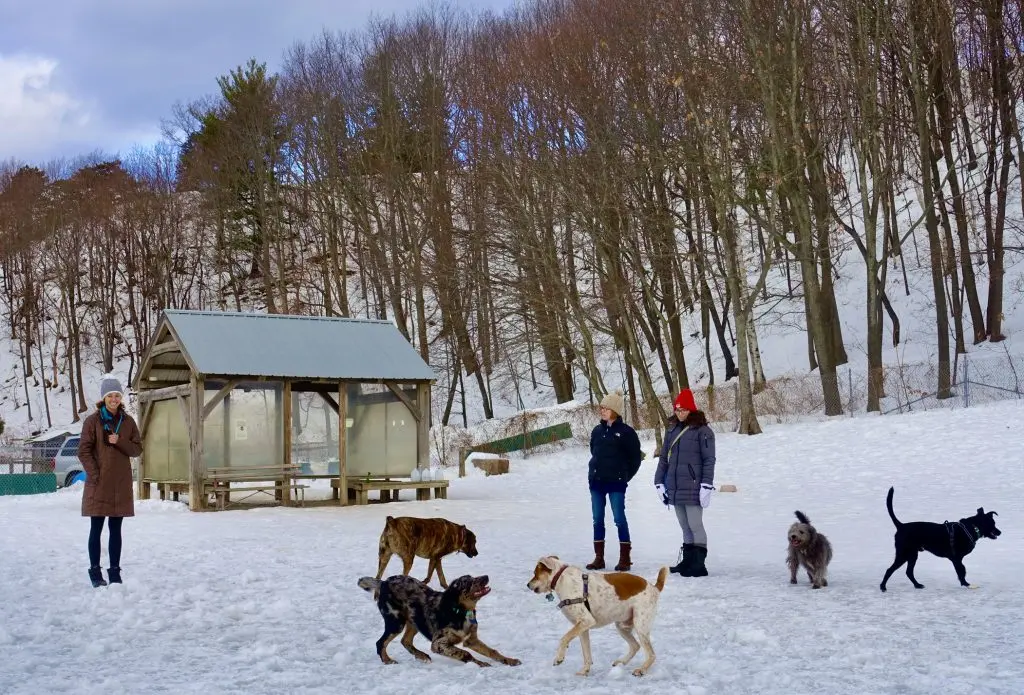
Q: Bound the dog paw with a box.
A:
[790,578,797,584]
[415,655,432,663]
[553,656,565,666]
[913,584,925,590]
[967,584,980,590]
[575,668,591,677]
[504,658,522,666]
[812,584,821,589]
[631,668,646,677]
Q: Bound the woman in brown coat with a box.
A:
[78,376,142,587]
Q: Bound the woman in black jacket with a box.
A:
[586,390,642,571]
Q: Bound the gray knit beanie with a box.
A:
[99,376,124,401]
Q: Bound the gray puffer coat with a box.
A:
[654,412,715,506]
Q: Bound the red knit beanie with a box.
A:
[673,388,697,412]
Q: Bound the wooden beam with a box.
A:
[223,389,231,468]
[416,383,430,472]
[175,394,191,438]
[282,381,292,506]
[384,382,421,421]
[188,375,206,511]
[136,400,153,500]
[337,383,348,506]
[136,383,191,403]
[149,341,181,358]
[202,379,240,420]
[145,368,193,382]
[319,391,339,414]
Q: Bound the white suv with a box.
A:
[52,436,84,488]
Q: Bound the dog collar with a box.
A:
[465,609,477,625]
[550,565,568,591]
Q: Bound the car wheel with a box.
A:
[64,471,82,487]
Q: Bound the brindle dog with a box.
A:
[358,574,520,667]
[375,515,478,588]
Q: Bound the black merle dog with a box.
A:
[357,573,520,667]
[880,486,1002,592]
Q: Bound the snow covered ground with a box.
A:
[1,401,1022,694]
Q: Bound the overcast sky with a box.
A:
[0,0,513,166]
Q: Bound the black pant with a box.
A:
[88,516,123,569]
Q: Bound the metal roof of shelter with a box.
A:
[158,310,436,382]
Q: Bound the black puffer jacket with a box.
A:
[588,418,642,493]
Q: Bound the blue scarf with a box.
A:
[99,405,124,435]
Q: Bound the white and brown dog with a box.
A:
[527,555,668,677]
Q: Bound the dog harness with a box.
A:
[547,566,592,613]
[944,520,979,553]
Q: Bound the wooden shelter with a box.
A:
[132,310,436,511]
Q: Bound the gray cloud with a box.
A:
[0,0,511,165]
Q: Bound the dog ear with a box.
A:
[539,556,560,570]
[989,511,998,517]
[977,507,985,515]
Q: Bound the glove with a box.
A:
[699,483,714,509]
[655,484,668,506]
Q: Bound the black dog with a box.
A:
[357,573,520,667]
[880,486,1001,592]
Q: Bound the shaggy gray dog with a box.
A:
[787,511,833,589]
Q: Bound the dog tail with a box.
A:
[794,511,811,525]
[358,576,382,599]
[886,486,902,527]
[654,566,669,592]
[378,517,394,556]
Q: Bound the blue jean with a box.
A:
[591,489,630,543]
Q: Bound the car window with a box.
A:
[61,437,80,454]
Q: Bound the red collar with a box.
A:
[550,564,568,591]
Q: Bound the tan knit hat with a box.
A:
[600,389,625,418]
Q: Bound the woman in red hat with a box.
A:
[654,388,716,577]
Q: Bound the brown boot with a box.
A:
[585,540,605,570]
[614,542,632,571]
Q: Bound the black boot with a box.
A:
[670,544,694,575]
[108,567,122,584]
[88,566,107,588]
[586,541,606,570]
[685,545,708,577]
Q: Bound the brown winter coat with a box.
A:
[78,406,142,518]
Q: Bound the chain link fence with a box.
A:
[0,445,57,496]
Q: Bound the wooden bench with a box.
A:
[329,478,449,505]
[205,465,308,510]
[155,480,189,502]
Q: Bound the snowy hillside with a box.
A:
[1,400,1021,694]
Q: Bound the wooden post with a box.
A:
[222,391,231,468]
[282,381,292,506]
[188,375,206,511]
[416,382,430,473]
[136,400,152,499]
[337,383,348,506]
